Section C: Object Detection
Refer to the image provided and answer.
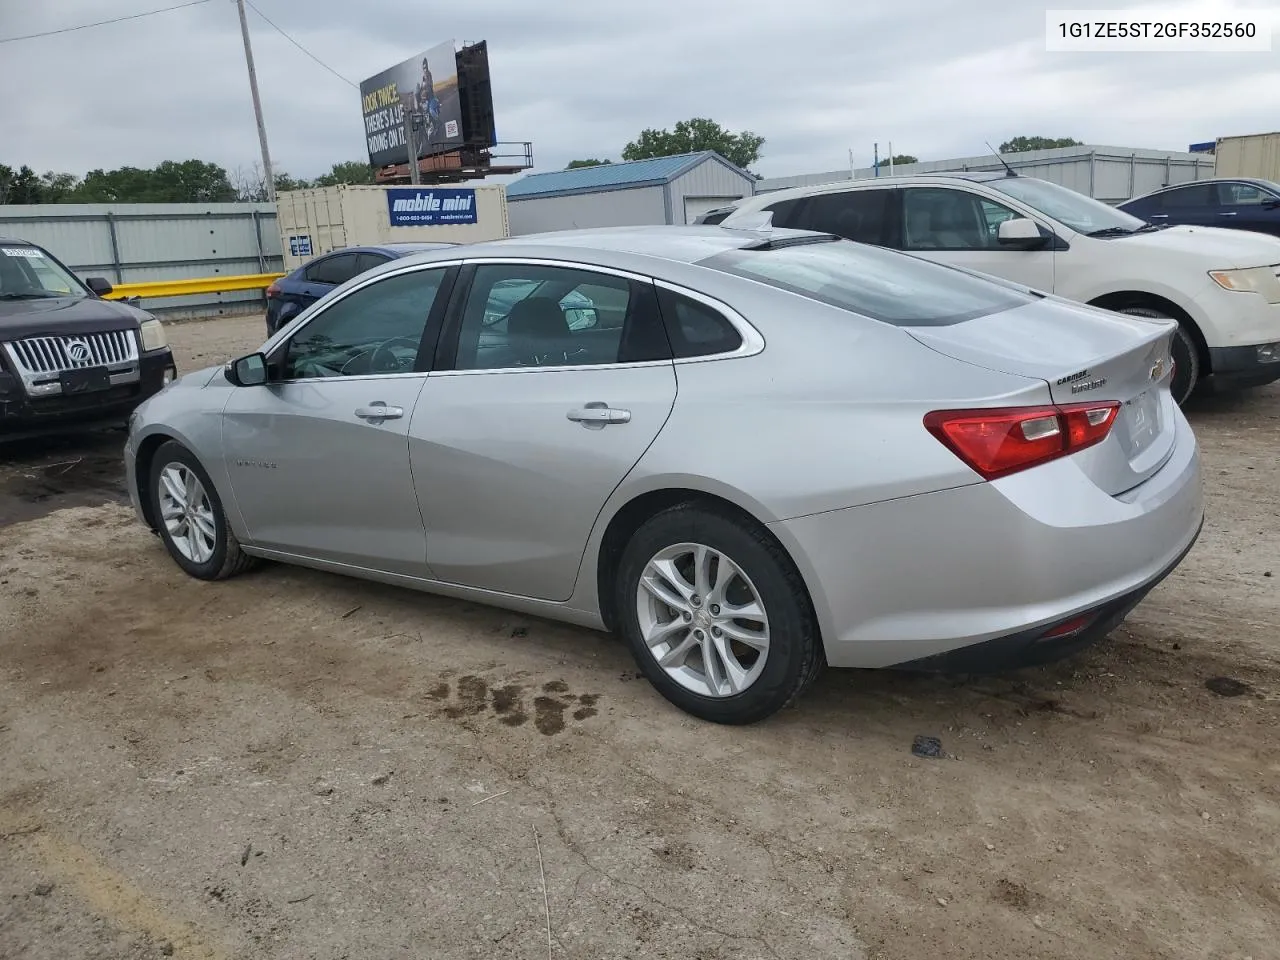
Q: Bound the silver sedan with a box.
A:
[125,225,1204,724]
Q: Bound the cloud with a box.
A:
[1,0,1277,182]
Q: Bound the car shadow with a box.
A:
[0,428,128,527]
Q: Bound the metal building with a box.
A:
[757,144,1216,204]
[506,152,757,235]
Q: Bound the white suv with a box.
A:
[719,173,1280,403]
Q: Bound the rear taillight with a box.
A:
[265,281,280,299]
[924,402,1120,481]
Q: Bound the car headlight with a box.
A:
[1209,267,1268,293]
[139,317,168,352]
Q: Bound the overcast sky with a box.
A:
[2,0,1278,183]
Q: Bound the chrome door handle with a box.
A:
[1148,214,1168,219]
[567,402,631,428]
[1220,211,1238,217]
[354,402,404,421]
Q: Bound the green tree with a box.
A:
[0,164,44,204]
[75,160,236,202]
[886,154,918,166]
[998,136,1083,154]
[274,172,311,193]
[622,118,764,171]
[566,158,611,169]
[40,171,80,202]
[313,161,375,187]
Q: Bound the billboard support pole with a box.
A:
[235,0,275,202]
[404,112,421,185]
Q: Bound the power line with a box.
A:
[0,0,213,44]
[244,0,357,88]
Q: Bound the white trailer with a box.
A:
[1214,133,1280,182]
[275,184,509,271]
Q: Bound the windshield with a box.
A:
[0,245,87,299]
[700,238,1032,327]
[987,177,1145,235]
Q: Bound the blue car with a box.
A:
[265,242,458,335]
[1119,177,1280,239]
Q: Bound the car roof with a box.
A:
[730,171,1021,210]
[395,224,827,268]
[0,236,36,246]
[1123,177,1280,201]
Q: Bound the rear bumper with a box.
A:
[1206,343,1280,392]
[0,347,176,441]
[890,517,1201,673]
[770,409,1204,669]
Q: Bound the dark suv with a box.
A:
[1119,178,1280,238]
[1,238,177,441]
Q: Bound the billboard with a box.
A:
[360,40,464,168]
[386,188,478,226]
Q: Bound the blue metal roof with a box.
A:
[506,152,745,200]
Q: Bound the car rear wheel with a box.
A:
[149,440,256,581]
[1117,306,1200,405]
[616,503,822,724]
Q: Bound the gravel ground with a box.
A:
[2,315,1278,960]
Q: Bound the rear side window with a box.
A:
[656,289,742,357]
[699,239,1032,327]
[782,190,890,245]
[1155,184,1214,209]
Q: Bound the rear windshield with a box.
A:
[698,239,1032,326]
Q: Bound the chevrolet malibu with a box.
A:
[124,226,1204,724]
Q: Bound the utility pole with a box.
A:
[404,111,422,185]
[236,0,275,202]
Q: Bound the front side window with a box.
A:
[355,252,391,274]
[902,188,1020,251]
[453,263,669,370]
[283,268,445,379]
[305,253,358,286]
[700,238,1031,327]
[1221,183,1271,206]
[0,245,85,299]
[782,190,891,245]
[987,176,1145,234]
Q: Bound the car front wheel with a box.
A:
[616,503,823,724]
[148,440,256,581]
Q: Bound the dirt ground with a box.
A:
[2,315,1278,960]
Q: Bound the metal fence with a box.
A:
[0,202,282,318]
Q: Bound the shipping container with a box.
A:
[274,184,509,271]
[1214,133,1280,182]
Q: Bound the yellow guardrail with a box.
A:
[102,272,285,301]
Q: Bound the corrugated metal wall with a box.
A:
[507,185,666,235]
[758,145,1216,203]
[0,202,281,317]
[666,162,756,223]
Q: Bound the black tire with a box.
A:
[148,440,256,581]
[1117,306,1200,405]
[615,503,823,724]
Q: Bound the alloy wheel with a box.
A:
[157,463,217,564]
[635,542,771,697]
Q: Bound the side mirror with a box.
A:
[225,352,268,387]
[564,306,599,331]
[997,217,1047,248]
[85,277,113,297]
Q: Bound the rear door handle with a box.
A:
[1148,214,1168,219]
[1220,211,1238,217]
[567,402,631,428]
[354,402,404,422]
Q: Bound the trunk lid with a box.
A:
[906,297,1178,495]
